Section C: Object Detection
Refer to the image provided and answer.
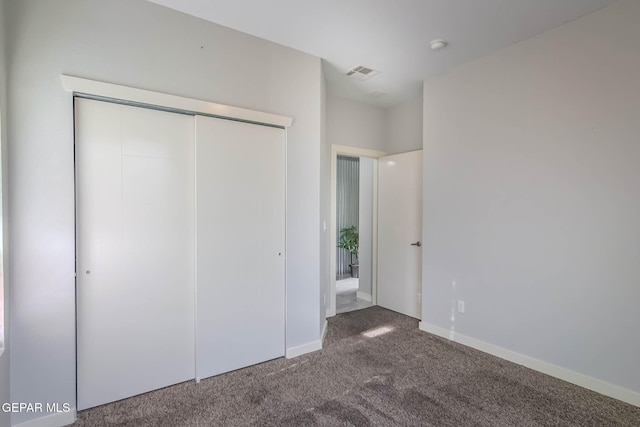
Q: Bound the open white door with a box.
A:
[377,150,423,319]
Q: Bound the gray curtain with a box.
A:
[336,155,359,276]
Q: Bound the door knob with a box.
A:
[411,241,421,247]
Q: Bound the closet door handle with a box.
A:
[411,241,421,247]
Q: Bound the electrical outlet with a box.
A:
[457,300,465,313]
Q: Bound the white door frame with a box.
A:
[327,144,386,318]
[64,75,294,406]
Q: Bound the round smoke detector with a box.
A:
[429,39,448,51]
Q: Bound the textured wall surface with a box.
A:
[422,0,640,396]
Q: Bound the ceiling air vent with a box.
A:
[345,65,380,81]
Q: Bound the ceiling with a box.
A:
[148,0,616,108]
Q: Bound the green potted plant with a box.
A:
[338,226,359,278]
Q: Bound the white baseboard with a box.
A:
[419,322,640,408]
[286,320,329,358]
[286,338,322,359]
[13,409,76,427]
[321,320,328,346]
[356,291,372,302]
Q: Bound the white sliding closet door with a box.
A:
[76,98,195,410]
[195,116,285,380]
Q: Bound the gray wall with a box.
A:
[358,158,374,297]
[6,0,322,424]
[422,0,640,394]
[385,92,423,154]
[326,92,386,152]
[0,0,10,425]
[326,90,422,155]
[319,73,329,333]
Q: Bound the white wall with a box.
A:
[358,158,374,297]
[326,92,386,152]
[5,0,321,424]
[422,0,640,397]
[319,71,329,335]
[326,90,423,155]
[0,0,10,425]
[385,92,423,154]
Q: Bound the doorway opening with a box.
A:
[335,155,374,314]
[328,145,385,318]
[328,145,424,320]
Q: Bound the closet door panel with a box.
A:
[76,99,195,410]
[195,116,285,380]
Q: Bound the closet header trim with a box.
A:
[61,75,293,128]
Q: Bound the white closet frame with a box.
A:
[64,75,293,399]
[61,75,293,128]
